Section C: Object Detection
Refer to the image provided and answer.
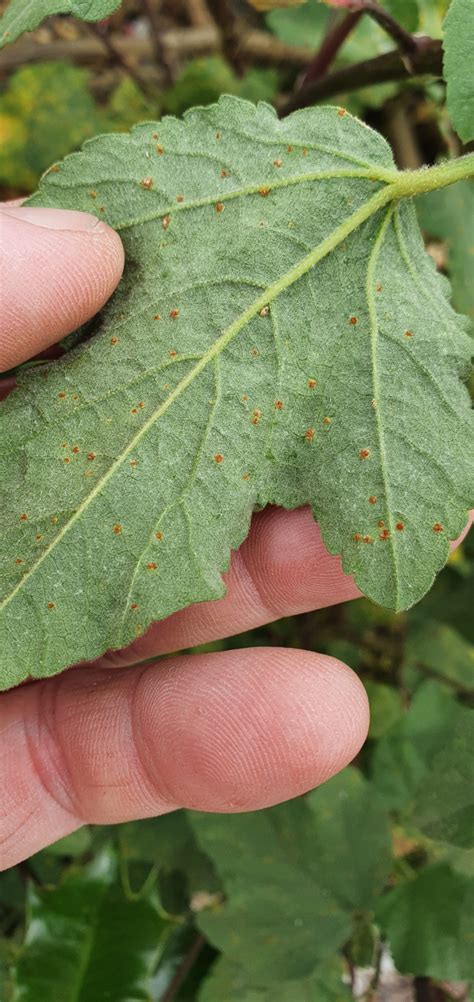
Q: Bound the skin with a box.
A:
[0,206,468,872]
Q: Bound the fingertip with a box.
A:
[0,207,124,370]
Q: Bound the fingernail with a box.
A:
[0,207,101,231]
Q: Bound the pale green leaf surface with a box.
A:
[11,850,166,1002]
[443,0,474,143]
[199,956,351,1002]
[0,0,122,48]
[376,864,474,979]
[0,98,472,688]
[413,709,474,848]
[189,800,352,980]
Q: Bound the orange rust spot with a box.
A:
[349,316,358,326]
[51,516,58,524]
[140,177,154,190]
[169,349,177,358]
[99,207,105,213]
[130,602,139,610]
[87,452,96,461]
[353,533,362,542]
[162,215,171,229]
[47,602,56,610]
[337,107,347,117]
[251,409,262,425]
[215,202,224,213]
[72,394,79,401]
[147,562,157,570]
[169,309,180,319]
[260,306,269,317]
[131,408,138,415]
[307,378,317,389]
[155,531,164,540]
[220,169,229,178]
[287,145,294,153]
[404,330,414,337]
[19,513,28,521]
[241,393,248,401]
[376,282,382,292]
[154,314,161,321]
[138,401,145,408]
[359,449,370,460]
[113,523,122,535]
[302,148,308,156]
[242,472,249,481]
[433,522,443,533]
[323,416,331,425]
[130,459,137,468]
[36,533,43,541]
[156,145,164,155]
[89,191,97,199]
[274,400,284,410]
[396,521,405,531]
[58,392,66,399]
[273,159,282,168]
[152,132,159,139]
[363,535,374,544]
[61,442,67,449]
[251,348,260,357]
[15,558,23,565]
[368,495,377,504]
[378,519,385,528]
[110,336,118,345]
[305,427,315,442]
[214,453,224,464]
[63,457,70,464]
[379,529,390,540]
[259,187,270,197]
[176,194,184,203]
[72,446,80,454]
[215,132,222,140]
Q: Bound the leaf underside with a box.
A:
[0,97,472,689]
[0,0,122,49]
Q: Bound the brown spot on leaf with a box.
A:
[259,187,270,197]
[215,132,222,140]
[349,316,358,326]
[169,350,177,358]
[89,191,97,199]
[169,309,180,319]
[176,195,184,203]
[363,535,373,544]
[433,522,443,533]
[154,314,161,321]
[63,457,70,464]
[287,145,294,153]
[396,521,405,531]
[323,416,331,425]
[274,400,284,410]
[305,427,315,442]
[130,602,138,610]
[36,533,43,541]
[376,282,382,292]
[378,519,385,528]
[87,452,96,461]
[371,399,377,409]
[19,513,28,521]
[47,602,56,610]
[251,348,260,357]
[404,330,414,337]
[242,472,249,480]
[58,392,66,399]
[307,378,317,389]
[15,558,23,565]
[302,148,308,156]
[251,409,262,425]
[259,306,269,317]
[220,169,229,178]
[273,159,282,168]
[110,336,118,345]
[51,516,58,524]
[162,215,171,229]
[72,446,80,454]
[131,408,138,415]
[241,393,248,401]
[379,529,390,540]
[130,459,137,468]
[155,531,163,540]
[353,533,362,542]
[359,449,370,459]
[368,495,377,504]
[156,145,164,155]
[215,202,224,213]
[140,177,154,189]
[337,107,347,117]
[147,562,157,570]
[214,453,224,464]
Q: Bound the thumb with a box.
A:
[0,206,124,372]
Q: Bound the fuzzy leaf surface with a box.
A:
[0,98,472,688]
[0,0,122,49]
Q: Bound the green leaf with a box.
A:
[189,800,352,980]
[413,709,474,848]
[385,0,419,32]
[304,767,393,912]
[417,180,474,324]
[12,850,167,1002]
[199,956,351,1002]
[364,680,404,738]
[0,0,122,48]
[376,864,474,979]
[443,0,474,143]
[0,98,473,688]
[405,619,474,694]
[371,681,459,809]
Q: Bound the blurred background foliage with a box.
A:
[0,0,473,999]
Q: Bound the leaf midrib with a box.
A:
[0,182,395,614]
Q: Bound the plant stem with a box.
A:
[393,154,474,198]
[354,0,419,56]
[299,11,362,88]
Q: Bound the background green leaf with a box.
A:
[0,0,122,49]
[443,0,474,143]
[417,180,474,325]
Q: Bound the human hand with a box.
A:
[1,204,371,870]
